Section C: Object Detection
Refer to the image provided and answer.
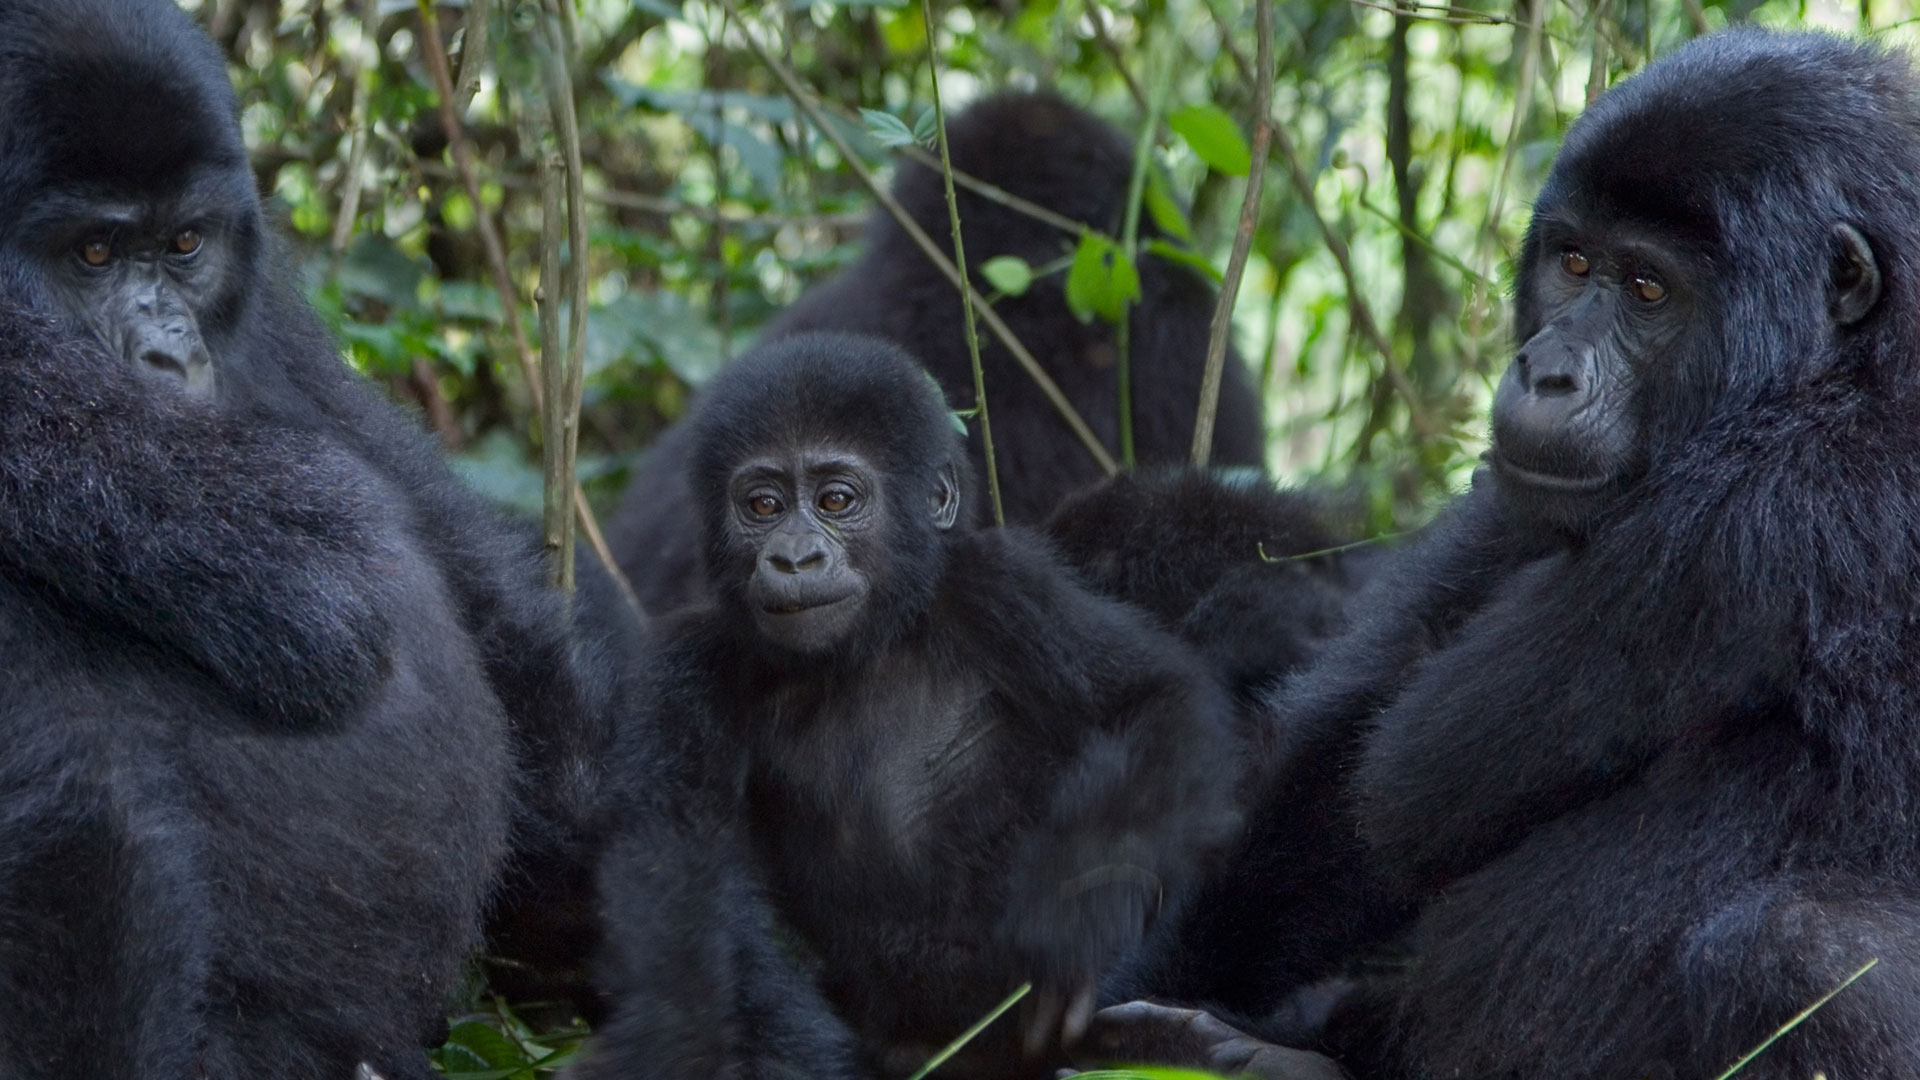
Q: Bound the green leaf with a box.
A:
[1065,231,1141,324]
[1144,169,1194,243]
[1146,238,1223,283]
[980,255,1034,297]
[861,108,918,149]
[1168,103,1252,177]
[911,106,939,147]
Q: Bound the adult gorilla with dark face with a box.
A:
[0,268,512,1078]
[0,0,647,1062]
[1087,29,1920,1080]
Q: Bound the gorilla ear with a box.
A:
[1828,222,1882,327]
[931,465,961,531]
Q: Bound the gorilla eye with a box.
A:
[172,229,203,256]
[817,489,853,514]
[1560,249,1591,277]
[748,494,783,518]
[1631,276,1667,303]
[78,240,112,268]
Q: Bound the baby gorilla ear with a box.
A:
[1828,222,1882,327]
[932,464,962,530]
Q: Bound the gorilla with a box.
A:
[1044,468,1364,705]
[1089,29,1920,1080]
[1041,470,1393,1020]
[583,333,1242,1079]
[0,267,509,1078]
[610,91,1268,614]
[0,0,648,1053]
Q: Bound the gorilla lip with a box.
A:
[1491,454,1613,494]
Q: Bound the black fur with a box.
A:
[610,91,1266,614]
[0,273,510,1079]
[1040,469,1393,1019]
[1237,30,1920,1079]
[587,334,1242,1079]
[0,0,648,1065]
[1044,468,1360,704]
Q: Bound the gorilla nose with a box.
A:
[765,539,829,575]
[1514,346,1587,397]
[130,325,216,397]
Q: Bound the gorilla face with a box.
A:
[0,0,264,401]
[1491,193,1881,540]
[724,446,962,654]
[16,191,249,398]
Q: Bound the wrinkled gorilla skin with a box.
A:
[584,335,1242,1080]
[1211,31,1920,1080]
[0,275,510,1079]
[611,91,1266,614]
[0,0,646,1054]
[1041,469,1398,1019]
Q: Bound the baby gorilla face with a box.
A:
[729,449,881,654]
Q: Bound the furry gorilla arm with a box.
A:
[0,278,397,731]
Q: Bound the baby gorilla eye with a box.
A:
[79,239,112,268]
[749,494,783,517]
[173,229,203,256]
[818,489,853,513]
[1560,248,1591,276]
[1631,276,1667,303]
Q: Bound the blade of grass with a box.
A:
[905,983,1032,1080]
[1710,957,1878,1080]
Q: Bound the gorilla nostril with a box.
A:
[795,551,827,571]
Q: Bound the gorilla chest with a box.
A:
[750,651,1015,873]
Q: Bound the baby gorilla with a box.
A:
[586,334,1241,1079]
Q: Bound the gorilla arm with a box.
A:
[956,532,1244,1046]
[1358,386,1920,895]
[0,298,399,731]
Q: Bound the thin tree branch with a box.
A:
[1269,117,1436,440]
[922,0,1004,525]
[715,0,1119,476]
[894,146,1084,235]
[416,162,864,228]
[1087,2,1149,113]
[414,0,640,614]
[1193,0,1274,464]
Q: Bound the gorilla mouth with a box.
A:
[762,593,855,616]
[1492,454,1614,494]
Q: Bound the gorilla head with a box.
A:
[0,0,266,398]
[1489,30,1920,533]
[689,333,972,658]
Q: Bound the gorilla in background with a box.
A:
[583,334,1242,1080]
[0,0,649,1045]
[0,269,509,1078]
[1089,30,1920,1080]
[1044,469,1364,706]
[610,91,1268,614]
[1042,470,1399,1021]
